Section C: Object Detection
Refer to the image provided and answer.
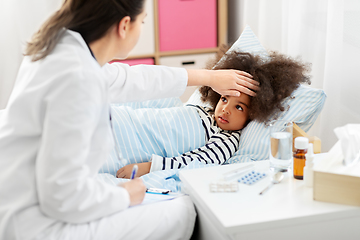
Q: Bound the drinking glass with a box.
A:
[269,120,293,172]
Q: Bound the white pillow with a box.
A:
[186,25,327,163]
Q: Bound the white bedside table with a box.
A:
[179,157,360,240]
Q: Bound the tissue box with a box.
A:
[313,141,360,206]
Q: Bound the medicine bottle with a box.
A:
[304,143,315,187]
[293,137,309,180]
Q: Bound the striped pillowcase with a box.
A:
[217,25,270,64]
[228,85,326,163]
[186,85,326,163]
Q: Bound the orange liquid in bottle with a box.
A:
[293,149,307,180]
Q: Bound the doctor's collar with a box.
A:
[65,29,97,61]
[85,41,96,60]
[79,33,96,61]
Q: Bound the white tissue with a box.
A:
[334,124,360,166]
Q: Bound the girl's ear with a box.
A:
[117,16,131,39]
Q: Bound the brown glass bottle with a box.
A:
[293,137,308,180]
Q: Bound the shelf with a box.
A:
[113,0,228,66]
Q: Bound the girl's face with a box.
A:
[214,94,251,131]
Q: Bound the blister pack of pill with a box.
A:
[209,181,239,192]
[237,171,267,185]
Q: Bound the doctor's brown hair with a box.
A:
[200,47,311,123]
[25,0,145,62]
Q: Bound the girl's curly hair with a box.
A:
[199,46,311,123]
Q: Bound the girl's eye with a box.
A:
[236,105,243,111]
[221,97,227,103]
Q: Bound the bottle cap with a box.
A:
[295,137,309,150]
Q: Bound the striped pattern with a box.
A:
[98,101,241,192]
[150,105,241,171]
[111,97,183,109]
[214,25,269,68]
[229,85,326,163]
[227,25,269,59]
[187,85,326,164]
[99,98,205,176]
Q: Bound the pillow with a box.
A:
[186,25,327,163]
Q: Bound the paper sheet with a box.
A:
[135,193,185,206]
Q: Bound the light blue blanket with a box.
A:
[97,161,214,193]
[98,98,211,192]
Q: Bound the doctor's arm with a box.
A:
[104,63,258,104]
[36,75,143,223]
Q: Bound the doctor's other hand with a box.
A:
[116,162,151,179]
[210,69,259,97]
[118,178,146,206]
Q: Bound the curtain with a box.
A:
[231,0,360,152]
[0,0,62,109]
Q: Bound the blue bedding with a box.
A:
[98,161,214,193]
[98,83,326,192]
[98,98,211,192]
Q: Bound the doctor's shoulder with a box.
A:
[39,36,103,84]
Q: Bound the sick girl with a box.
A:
[117,49,311,178]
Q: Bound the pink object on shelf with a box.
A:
[158,0,217,52]
[110,58,154,66]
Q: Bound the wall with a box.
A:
[0,0,63,109]
[227,0,360,152]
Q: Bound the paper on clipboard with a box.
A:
[133,192,185,207]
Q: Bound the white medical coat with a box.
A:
[0,29,187,240]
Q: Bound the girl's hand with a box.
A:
[118,178,146,206]
[116,162,152,179]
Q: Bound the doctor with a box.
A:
[0,0,258,239]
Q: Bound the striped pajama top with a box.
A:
[150,104,241,172]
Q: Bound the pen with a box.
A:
[146,188,171,194]
[130,165,138,180]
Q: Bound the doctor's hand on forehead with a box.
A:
[187,69,259,97]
